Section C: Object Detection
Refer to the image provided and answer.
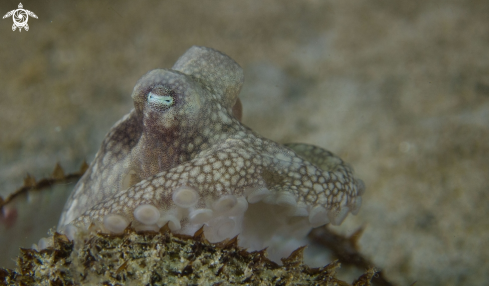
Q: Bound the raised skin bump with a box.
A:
[58,46,365,259]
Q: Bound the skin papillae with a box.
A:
[57,46,365,253]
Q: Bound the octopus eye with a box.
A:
[147,92,174,107]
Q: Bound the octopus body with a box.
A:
[58,46,365,254]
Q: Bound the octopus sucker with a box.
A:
[57,46,365,261]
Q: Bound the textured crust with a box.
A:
[0,228,374,286]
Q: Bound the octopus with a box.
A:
[57,46,365,258]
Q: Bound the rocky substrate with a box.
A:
[0,226,374,286]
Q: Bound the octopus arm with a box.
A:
[284,143,349,173]
[69,140,363,245]
[58,110,142,227]
[283,142,366,208]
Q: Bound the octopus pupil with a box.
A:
[147,92,174,107]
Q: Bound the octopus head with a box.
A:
[131,70,204,134]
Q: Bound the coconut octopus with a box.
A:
[57,46,365,260]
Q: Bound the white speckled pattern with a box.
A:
[58,46,365,251]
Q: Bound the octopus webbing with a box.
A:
[58,46,365,254]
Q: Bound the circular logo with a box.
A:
[13,9,28,26]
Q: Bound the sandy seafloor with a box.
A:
[1,1,488,285]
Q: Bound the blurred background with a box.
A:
[1,1,488,285]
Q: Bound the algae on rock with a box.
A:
[0,227,374,285]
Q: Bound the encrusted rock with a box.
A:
[0,227,374,285]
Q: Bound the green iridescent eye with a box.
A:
[147,92,174,107]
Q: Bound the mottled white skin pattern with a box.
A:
[58,46,365,255]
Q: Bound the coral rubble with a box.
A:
[0,227,374,285]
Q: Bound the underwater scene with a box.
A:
[1,1,488,285]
